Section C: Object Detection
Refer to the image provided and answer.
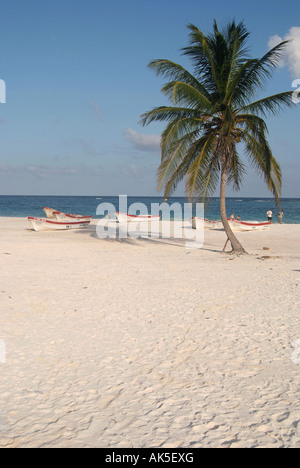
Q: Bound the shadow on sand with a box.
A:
[72,220,222,253]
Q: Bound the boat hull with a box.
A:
[43,207,57,218]
[54,212,93,221]
[28,217,91,231]
[115,212,161,223]
[192,217,222,230]
[43,207,92,221]
[229,220,271,231]
[192,217,271,231]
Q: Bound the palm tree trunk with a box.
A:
[220,159,246,254]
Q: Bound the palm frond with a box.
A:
[157,139,189,193]
[185,133,218,199]
[148,59,210,98]
[242,129,282,204]
[241,91,295,117]
[182,24,219,93]
[227,151,245,190]
[161,81,211,109]
[160,117,203,160]
[140,106,198,127]
[141,19,292,209]
[230,42,290,107]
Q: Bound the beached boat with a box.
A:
[43,207,57,218]
[228,220,271,231]
[43,207,92,221]
[115,212,161,223]
[192,217,271,231]
[28,217,91,232]
[54,212,93,221]
[192,217,222,230]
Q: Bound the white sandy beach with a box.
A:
[0,217,300,448]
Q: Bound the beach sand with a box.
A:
[0,217,300,448]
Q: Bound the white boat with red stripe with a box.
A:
[28,217,91,231]
[228,219,271,231]
[115,212,161,223]
[192,217,222,230]
[54,212,93,221]
[43,207,57,218]
[43,207,92,221]
[192,217,271,231]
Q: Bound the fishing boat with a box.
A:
[54,211,93,221]
[192,217,222,230]
[43,207,92,221]
[228,219,271,231]
[115,212,161,223]
[192,217,271,231]
[43,207,57,218]
[28,217,91,232]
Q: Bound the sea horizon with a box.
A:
[1,194,299,198]
[0,195,299,223]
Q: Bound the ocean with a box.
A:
[0,195,300,224]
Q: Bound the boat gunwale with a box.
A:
[53,211,93,220]
[28,216,91,226]
[115,211,161,220]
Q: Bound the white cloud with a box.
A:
[268,27,300,77]
[285,27,300,76]
[123,128,161,152]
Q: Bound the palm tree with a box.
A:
[140,20,294,254]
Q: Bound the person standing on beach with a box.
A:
[267,209,273,222]
[278,209,284,224]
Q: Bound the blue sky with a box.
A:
[0,0,299,196]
